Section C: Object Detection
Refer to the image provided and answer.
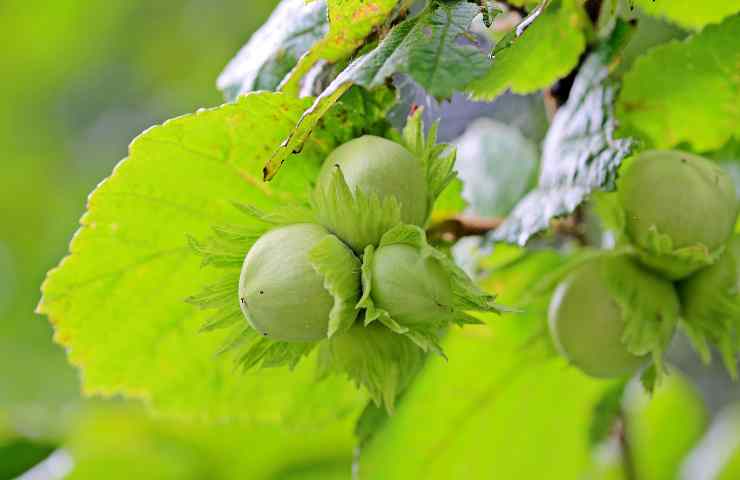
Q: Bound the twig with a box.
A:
[617,408,639,480]
[427,215,503,242]
[543,89,559,120]
[554,208,589,246]
[427,213,588,244]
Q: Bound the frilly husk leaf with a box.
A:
[328,321,425,413]
[601,255,680,385]
[357,224,504,355]
[401,107,458,219]
[679,239,740,379]
[636,226,725,280]
[188,204,324,372]
[592,190,723,280]
[231,201,316,225]
[308,233,362,338]
[312,165,402,253]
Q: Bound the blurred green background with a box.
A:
[0,0,277,475]
[3,1,740,478]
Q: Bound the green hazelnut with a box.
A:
[238,223,357,342]
[317,135,428,228]
[370,243,454,328]
[548,257,678,378]
[617,150,737,279]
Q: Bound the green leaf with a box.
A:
[454,118,538,218]
[358,251,613,479]
[631,0,740,30]
[623,374,708,480]
[217,0,329,99]
[64,405,355,480]
[231,201,316,226]
[274,462,352,480]
[280,0,400,95]
[38,92,368,422]
[308,233,362,338]
[389,1,491,99]
[0,437,56,480]
[617,14,740,151]
[615,8,689,76]
[264,1,488,179]
[495,22,636,245]
[467,0,587,101]
[589,380,627,447]
[265,86,394,180]
[293,0,488,98]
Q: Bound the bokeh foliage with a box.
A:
[6,0,740,478]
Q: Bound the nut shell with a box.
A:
[239,223,337,342]
[318,135,428,227]
[618,150,737,279]
[547,257,675,378]
[370,243,454,328]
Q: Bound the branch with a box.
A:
[427,212,587,244]
[617,408,639,480]
[427,215,503,242]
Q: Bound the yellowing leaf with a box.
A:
[281,0,399,94]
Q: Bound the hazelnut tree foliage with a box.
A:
[37,0,740,478]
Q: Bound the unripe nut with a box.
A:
[617,150,737,279]
[548,257,677,378]
[317,135,428,227]
[678,235,740,372]
[370,243,454,328]
[329,321,423,409]
[239,223,347,342]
